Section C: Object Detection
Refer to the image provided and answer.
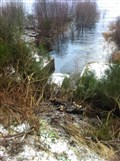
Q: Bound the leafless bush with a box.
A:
[74,0,99,33]
[34,0,71,48]
[103,17,120,62]
[111,17,120,49]
[34,0,99,49]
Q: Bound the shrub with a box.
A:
[0,1,51,127]
[0,1,25,73]
[99,64,120,111]
[0,1,48,82]
[74,64,120,113]
[34,0,70,48]
[61,77,71,90]
[111,17,120,49]
[38,44,48,57]
[74,0,99,33]
[0,1,25,42]
[95,112,120,141]
[103,18,120,63]
[103,17,120,58]
[111,50,120,63]
[74,71,98,102]
[34,0,99,49]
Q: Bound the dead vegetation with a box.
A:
[103,17,120,63]
[0,1,119,160]
[74,0,99,34]
[33,0,99,50]
[34,0,71,50]
[0,79,39,128]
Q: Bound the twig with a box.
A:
[0,128,34,141]
[35,82,48,106]
[100,140,120,145]
[2,103,23,114]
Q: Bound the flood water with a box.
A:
[51,0,120,74]
[2,0,120,74]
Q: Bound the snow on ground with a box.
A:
[49,73,70,86]
[0,121,106,161]
[80,62,110,79]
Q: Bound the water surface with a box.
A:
[51,0,120,73]
[1,0,120,74]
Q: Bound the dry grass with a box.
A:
[102,32,112,42]
[61,120,119,161]
[0,77,44,130]
[111,51,120,63]
[103,18,120,42]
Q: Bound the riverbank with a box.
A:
[0,1,120,161]
[1,100,118,161]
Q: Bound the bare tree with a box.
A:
[74,0,99,34]
[34,0,71,49]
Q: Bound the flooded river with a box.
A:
[1,0,120,74]
[51,0,120,73]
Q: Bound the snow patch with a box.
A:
[81,62,110,79]
[49,73,70,86]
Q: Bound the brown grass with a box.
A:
[111,51,120,63]
[0,78,42,130]
[103,17,120,56]
[61,121,115,160]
